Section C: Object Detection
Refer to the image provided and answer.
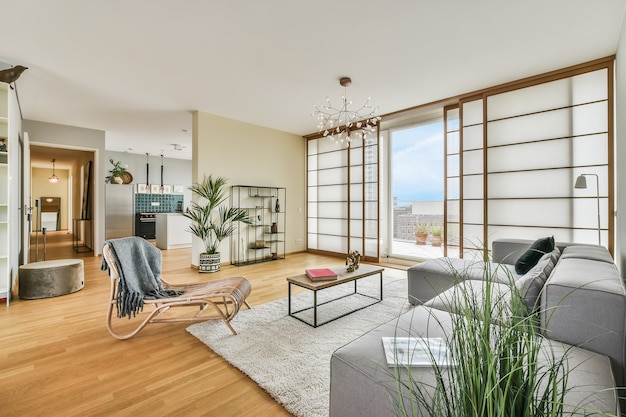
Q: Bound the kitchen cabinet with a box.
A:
[155,213,192,249]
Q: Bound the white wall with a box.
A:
[23,120,106,255]
[191,111,306,267]
[106,151,192,207]
[617,15,626,273]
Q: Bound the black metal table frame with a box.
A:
[287,270,383,328]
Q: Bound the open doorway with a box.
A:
[389,117,445,260]
[29,145,95,262]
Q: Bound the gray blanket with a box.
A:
[101,236,183,319]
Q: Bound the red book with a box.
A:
[305,268,337,281]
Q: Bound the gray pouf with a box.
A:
[19,259,84,299]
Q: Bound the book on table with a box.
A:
[305,268,338,281]
[381,337,453,367]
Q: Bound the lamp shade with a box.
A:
[574,174,587,189]
[48,158,59,183]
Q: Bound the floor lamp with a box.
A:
[574,173,601,245]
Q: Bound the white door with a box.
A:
[21,132,30,265]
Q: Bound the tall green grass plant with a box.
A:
[391,259,617,417]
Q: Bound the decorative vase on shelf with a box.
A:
[275,198,280,213]
[271,222,278,233]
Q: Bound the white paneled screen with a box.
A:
[444,64,613,256]
[307,132,380,261]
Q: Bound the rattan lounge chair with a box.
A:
[102,242,252,340]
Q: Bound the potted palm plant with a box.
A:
[184,175,252,273]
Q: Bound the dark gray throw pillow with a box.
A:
[515,236,555,275]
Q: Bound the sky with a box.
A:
[391,121,444,203]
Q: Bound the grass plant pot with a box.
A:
[415,232,428,245]
[199,252,221,273]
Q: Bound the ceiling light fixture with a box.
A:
[312,77,381,147]
[48,159,59,183]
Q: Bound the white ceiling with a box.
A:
[1,0,625,162]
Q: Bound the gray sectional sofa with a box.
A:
[329,238,626,416]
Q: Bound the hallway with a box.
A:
[28,230,94,263]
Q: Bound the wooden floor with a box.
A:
[0,232,363,417]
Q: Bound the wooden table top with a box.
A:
[286,264,384,290]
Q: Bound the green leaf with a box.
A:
[183,174,252,254]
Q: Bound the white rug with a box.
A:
[187,268,413,417]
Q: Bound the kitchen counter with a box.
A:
[155,213,192,250]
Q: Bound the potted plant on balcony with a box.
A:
[431,224,443,247]
[184,174,252,273]
[414,223,428,245]
[105,158,127,184]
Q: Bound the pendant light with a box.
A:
[312,76,381,147]
[48,159,59,183]
[160,153,164,190]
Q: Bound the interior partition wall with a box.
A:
[307,132,380,262]
[444,58,613,257]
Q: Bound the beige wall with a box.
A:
[191,111,306,266]
[32,167,69,230]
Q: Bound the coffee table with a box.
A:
[287,264,384,327]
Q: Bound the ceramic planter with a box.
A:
[199,252,221,273]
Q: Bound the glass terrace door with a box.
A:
[389,118,444,260]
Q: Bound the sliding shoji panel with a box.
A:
[444,106,460,258]
[486,68,611,249]
[461,99,485,259]
[348,134,380,261]
[307,139,349,253]
[307,131,380,261]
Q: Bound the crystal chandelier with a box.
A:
[312,77,381,146]
[48,159,59,183]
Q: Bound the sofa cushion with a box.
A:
[424,279,513,318]
[329,306,619,417]
[515,236,555,274]
[560,245,614,263]
[407,258,471,305]
[515,250,557,311]
[541,256,626,388]
[407,258,518,305]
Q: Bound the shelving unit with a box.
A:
[0,82,11,305]
[0,150,8,304]
[73,219,93,253]
[230,185,286,266]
